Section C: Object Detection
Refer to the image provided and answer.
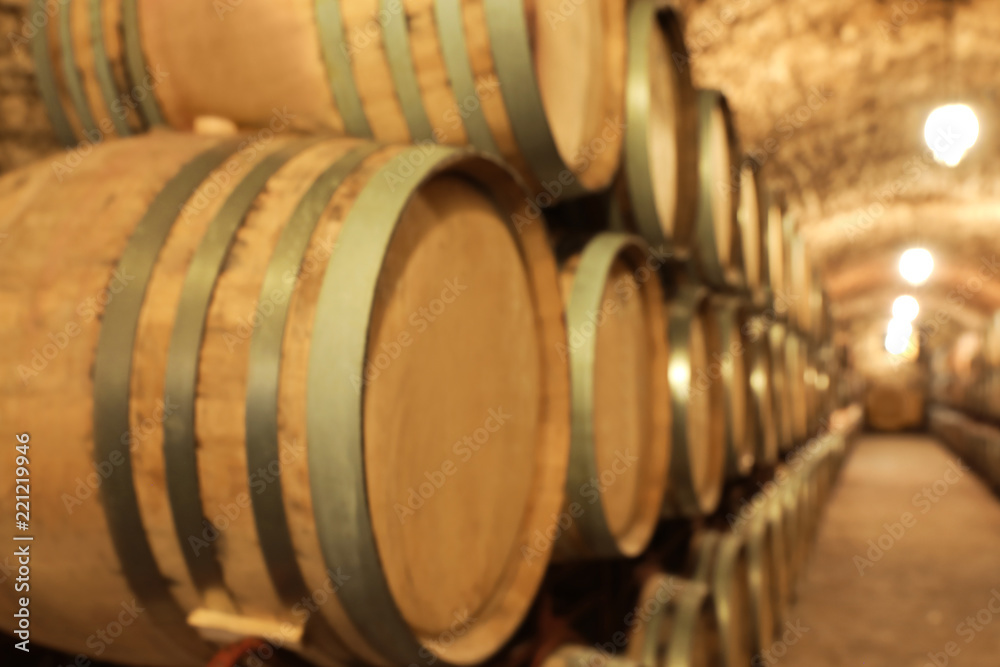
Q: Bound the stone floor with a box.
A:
[780,434,1000,667]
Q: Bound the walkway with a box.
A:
[782,435,1000,667]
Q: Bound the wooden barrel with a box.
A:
[555,233,670,559]
[0,133,571,666]
[627,575,722,667]
[693,90,743,289]
[738,163,768,300]
[707,296,755,478]
[620,1,698,250]
[786,330,810,445]
[742,514,776,655]
[787,235,811,332]
[32,0,626,199]
[747,317,779,466]
[691,532,753,667]
[663,289,726,517]
[768,322,795,454]
[776,467,802,592]
[765,193,788,314]
[764,493,790,628]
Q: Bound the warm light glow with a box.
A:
[924,104,979,166]
[892,295,920,322]
[885,318,913,355]
[899,248,934,285]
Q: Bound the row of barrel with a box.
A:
[0,129,842,667]
[931,311,1000,423]
[22,0,831,324]
[541,408,862,667]
[930,407,1000,492]
[2,1,844,666]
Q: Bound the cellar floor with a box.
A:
[781,434,1000,667]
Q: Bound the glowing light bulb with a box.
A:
[924,104,979,167]
[892,295,920,322]
[899,248,934,285]
[885,318,913,355]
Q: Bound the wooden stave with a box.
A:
[662,288,726,517]
[621,0,699,251]
[0,134,570,666]
[692,90,744,289]
[555,233,671,560]
[32,0,626,200]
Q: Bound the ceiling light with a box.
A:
[924,104,979,167]
[892,295,920,322]
[899,248,934,285]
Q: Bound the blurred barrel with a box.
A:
[768,322,795,453]
[32,0,626,199]
[786,330,809,445]
[691,532,753,667]
[693,90,743,288]
[620,1,698,249]
[764,493,790,626]
[627,575,722,667]
[738,163,768,300]
[747,317,779,466]
[742,514,776,655]
[556,234,670,559]
[663,289,726,517]
[765,194,788,311]
[0,133,570,666]
[707,296,755,478]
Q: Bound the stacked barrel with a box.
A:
[929,311,1000,493]
[0,2,853,666]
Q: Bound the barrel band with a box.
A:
[380,0,434,142]
[316,0,374,138]
[433,0,501,156]
[482,0,584,197]
[89,0,134,137]
[29,0,77,146]
[245,143,378,623]
[563,233,649,557]
[307,144,476,664]
[163,139,319,599]
[93,140,242,656]
[57,0,100,136]
[665,582,714,667]
[122,0,165,127]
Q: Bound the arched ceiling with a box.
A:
[672,0,1000,360]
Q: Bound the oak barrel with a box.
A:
[555,233,670,559]
[738,162,768,300]
[32,0,626,199]
[662,289,726,517]
[627,574,722,667]
[620,1,698,250]
[706,296,756,479]
[0,133,570,666]
[693,90,743,288]
[691,532,753,667]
